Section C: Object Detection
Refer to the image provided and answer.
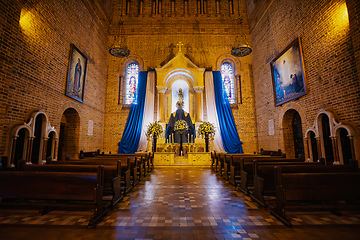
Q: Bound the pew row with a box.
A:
[238,158,311,195]
[18,160,123,208]
[251,160,358,207]
[49,158,133,194]
[0,166,108,227]
[270,166,360,227]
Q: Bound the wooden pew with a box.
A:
[251,161,352,207]
[214,153,226,175]
[228,155,292,186]
[88,153,151,178]
[238,158,304,195]
[211,151,216,171]
[18,160,123,208]
[270,166,360,227]
[0,166,108,227]
[260,148,284,157]
[222,155,232,180]
[49,158,133,194]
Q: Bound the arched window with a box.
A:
[125,62,139,105]
[220,62,236,104]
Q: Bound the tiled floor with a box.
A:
[1,166,360,239]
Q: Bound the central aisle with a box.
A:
[1,167,360,239]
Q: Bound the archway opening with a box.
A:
[309,131,318,161]
[283,109,304,159]
[46,131,55,161]
[339,128,352,164]
[13,128,29,167]
[31,114,45,164]
[321,114,334,164]
[58,108,80,160]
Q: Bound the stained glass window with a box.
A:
[125,62,139,105]
[220,62,235,104]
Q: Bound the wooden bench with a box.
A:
[87,153,151,178]
[49,158,133,194]
[0,166,108,227]
[260,148,284,157]
[270,167,360,227]
[18,160,123,208]
[228,155,295,186]
[251,161,351,207]
[71,155,141,189]
[238,158,304,195]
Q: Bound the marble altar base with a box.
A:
[153,152,211,166]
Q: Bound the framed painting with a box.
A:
[270,37,306,106]
[66,44,87,103]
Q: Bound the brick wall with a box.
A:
[104,0,258,153]
[0,0,111,156]
[248,0,360,154]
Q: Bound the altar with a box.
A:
[149,43,212,166]
[152,141,212,166]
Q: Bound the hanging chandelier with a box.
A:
[231,44,252,57]
[109,21,130,58]
[231,36,252,57]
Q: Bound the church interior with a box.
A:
[1,0,360,239]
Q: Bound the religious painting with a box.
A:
[66,44,87,103]
[270,37,306,106]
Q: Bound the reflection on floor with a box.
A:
[1,167,360,239]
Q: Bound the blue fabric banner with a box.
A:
[212,71,243,153]
[118,71,148,154]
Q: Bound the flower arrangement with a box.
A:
[174,119,188,132]
[197,122,216,138]
[146,121,163,138]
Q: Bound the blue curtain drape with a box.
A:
[213,71,243,153]
[118,71,148,154]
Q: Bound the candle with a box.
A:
[188,133,190,143]
[172,133,174,143]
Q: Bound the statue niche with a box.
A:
[165,88,195,143]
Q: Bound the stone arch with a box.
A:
[282,109,304,159]
[334,124,358,164]
[6,110,58,167]
[215,54,242,75]
[162,70,196,123]
[305,109,359,165]
[216,54,242,105]
[277,102,306,157]
[58,107,81,161]
[118,55,145,75]
[7,125,32,168]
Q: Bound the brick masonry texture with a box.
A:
[1,0,359,159]
[0,0,111,156]
[104,0,258,154]
[248,0,360,153]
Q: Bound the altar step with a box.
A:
[174,156,188,165]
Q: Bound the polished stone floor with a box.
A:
[1,166,360,239]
